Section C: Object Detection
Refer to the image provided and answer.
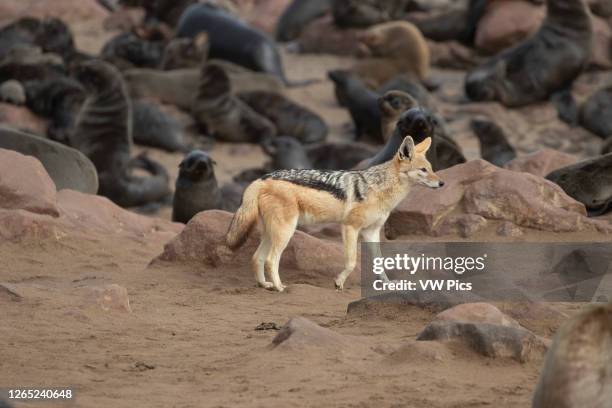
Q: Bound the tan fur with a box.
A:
[353,21,431,88]
[226,137,443,292]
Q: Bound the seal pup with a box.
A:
[470,118,517,167]
[580,85,612,139]
[172,150,238,223]
[176,3,315,86]
[379,90,418,143]
[276,0,331,42]
[532,302,612,408]
[546,153,612,216]
[261,136,312,170]
[465,0,593,109]
[353,21,431,87]
[0,80,25,105]
[101,32,165,69]
[237,91,328,144]
[307,142,378,170]
[132,100,187,152]
[332,0,419,28]
[193,64,276,143]
[378,74,433,110]
[70,59,170,207]
[159,32,209,70]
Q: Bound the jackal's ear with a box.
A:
[398,136,415,161]
[415,137,432,154]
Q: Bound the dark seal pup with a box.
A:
[276,0,331,42]
[378,90,418,142]
[546,153,612,216]
[580,85,612,139]
[193,64,276,143]
[70,60,170,207]
[132,100,187,152]
[262,136,312,170]
[470,118,517,167]
[172,150,238,223]
[237,91,328,144]
[176,3,314,86]
[465,0,593,108]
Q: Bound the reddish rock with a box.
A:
[0,103,48,136]
[386,160,611,238]
[475,0,545,54]
[496,221,524,237]
[156,210,348,274]
[504,149,578,177]
[272,317,361,352]
[435,302,522,329]
[591,16,612,69]
[0,209,62,242]
[0,149,59,216]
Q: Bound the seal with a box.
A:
[378,74,433,110]
[546,153,612,216]
[357,106,466,171]
[261,136,313,170]
[378,90,418,142]
[307,142,377,170]
[602,138,612,155]
[580,85,612,139]
[410,0,487,44]
[193,64,276,143]
[172,150,239,223]
[237,91,328,144]
[0,45,65,83]
[0,80,26,105]
[470,118,517,167]
[70,59,170,207]
[124,61,284,110]
[0,125,98,194]
[132,100,187,152]
[159,32,209,70]
[353,21,430,87]
[101,32,165,70]
[276,0,331,42]
[23,75,85,143]
[465,0,593,108]
[332,0,419,28]
[176,3,314,86]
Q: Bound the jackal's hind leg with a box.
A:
[335,225,360,290]
[252,230,273,289]
[264,216,297,292]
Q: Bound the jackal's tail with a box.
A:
[226,181,261,250]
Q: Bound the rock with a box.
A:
[79,284,132,313]
[0,103,47,135]
[591,16,612,69]
[434,302,522,329]
[0,283,23,302]
[0,80,26,105]
[296,15,364,56]
[0,148,59,216]
[532,303,612,407]
[475,0,545,54]
[271,317,356,351]
[386,160,611,238]
[496,221,524,237]
[155,210,353,286]
[0,126,99,194]
[417,320,548,362]
[0,209,62,242]
[504,149,578,177]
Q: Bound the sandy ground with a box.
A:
[2,10,612,408]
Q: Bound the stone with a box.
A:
[504,149,578,177]
[532,303,612,407]
[417,320,548,362]
[271,317,356,351]
[0,148,59,216]
[79,284,132,313]
[434,302,522,329]
[475,0,545,54]
[496,221,524,237]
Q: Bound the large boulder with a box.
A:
[0,149,59,217]
[0,127,98,194]
[386,160,611,238]
[272,317,358,351]
[154,210,356,287]
[475,0,545,54]
[532,303,612,407]
[504,149,578,177]
[417,320,548,362]
[434,302,522,329]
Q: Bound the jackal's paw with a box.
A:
[334,279,344,291]
[271,284,286,292]
[258,281,274,289]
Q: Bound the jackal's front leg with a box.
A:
[361,224,390,283]
[335,225,359,290]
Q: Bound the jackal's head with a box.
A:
[396,136,444,189]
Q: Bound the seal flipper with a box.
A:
[551,88,579,126]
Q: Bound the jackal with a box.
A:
[226,136,444,292]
